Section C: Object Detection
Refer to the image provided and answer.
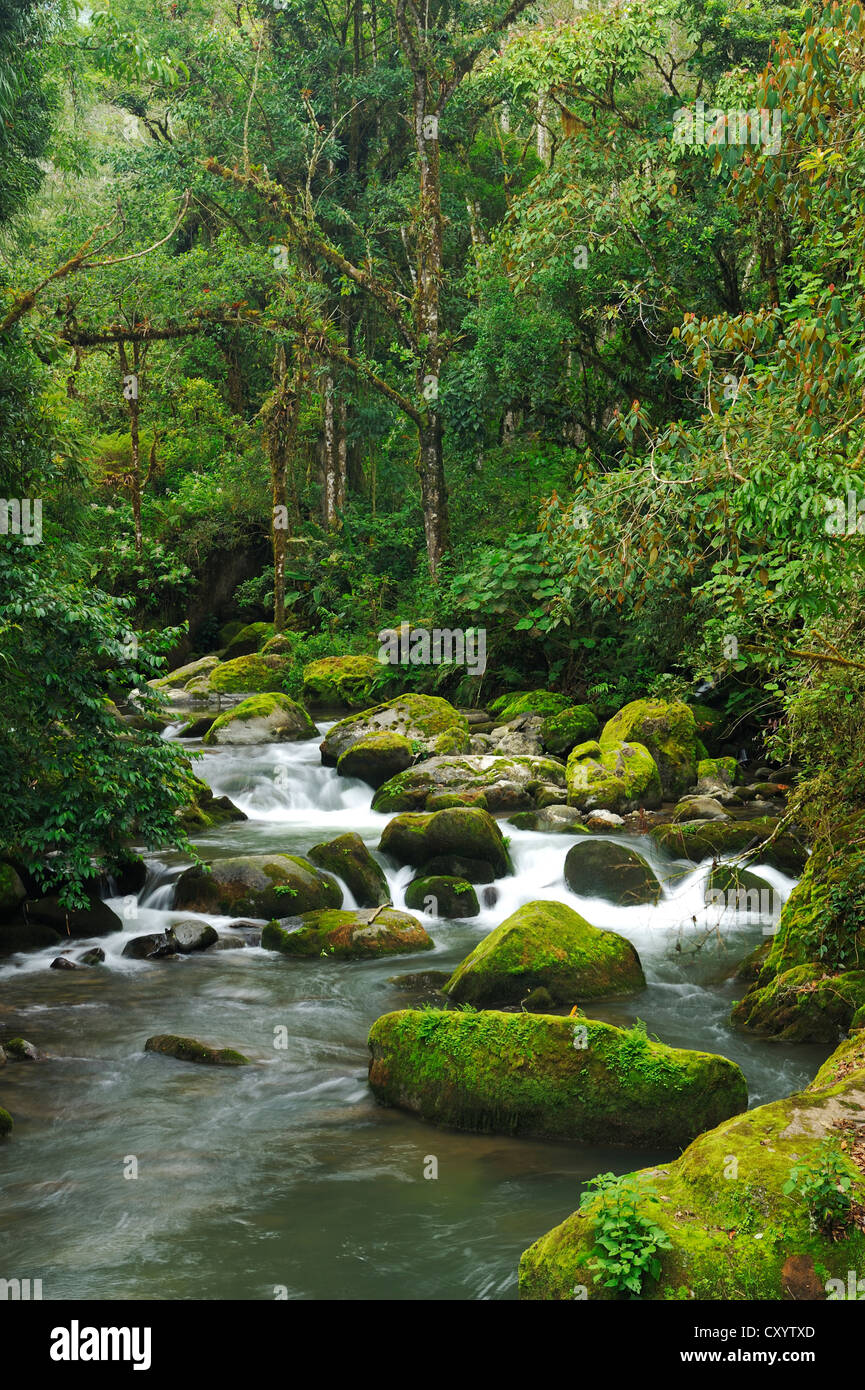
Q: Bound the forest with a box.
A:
[2,0,865,1318]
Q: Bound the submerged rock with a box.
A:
[308,832,391,908]
[443,900,645,1006]
[368,1009,746,1145]
[262,907,433,959]
[378,806,512,879]
[144,1034,249,1066]
[563,840,662,906]
[518,1032,865,1300]
[172,854,341,919]
[202,693,316,745]
[3,1037,38,1061]
[79,947,106,966]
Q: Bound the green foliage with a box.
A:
[577,1172,672,1298]
[783,1139,854,1235]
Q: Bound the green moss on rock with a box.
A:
[203,693,316,745]
[564,840,662,906]
[302,655,396,709]
[600,699,698,799]
[650,818,807,874]
[368,1009,747,1145]
[519,1034,865,1300]
[0,1106,11,1138]
[308,832,391,908]
[222,621,274,660]
[378,806,512,877]
[540,705,600,757]
[405,875,479,918]
[144,1034,249,1065]
[336,731,415,788]
[0,861,26,919]
[489,691,572,722]
[172,853,341,918]
[262,907,433,959]
[208,652,295,694]
[444,899,645,1006]
[566,739,662,813]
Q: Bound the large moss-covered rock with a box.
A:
[22,894,122,937]
[0,862,26,920]
[368,1009,746,1145]
[378,806,512,878]
[336,732,415,788]
[540,705,600,757]
[150,655,220,690]
[172,854,341,918]
[600,698,698,799]
[308,832,391,908]
[0,1106,11,1138]
[208,652,295,694]
[202,693,316,745]
[444,900,645,1006]
[563,840,662,906]
[519,1033,865,1300]
[650,818,808,874]
[222,621,274,660]
[566,739,662,813]
[731,964,865,1043]
[262,907,433,959]
[144,1035,249,1066]
[302,655,395,709]
[489,691,572,722]
[322,692,469,766]
[372,753,566,813]
[404,875,479,918]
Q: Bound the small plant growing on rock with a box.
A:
[783,1138,854,1235]
[577,1172,672,1298]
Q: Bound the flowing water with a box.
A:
[0,725,829,1301]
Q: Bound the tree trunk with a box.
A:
[417,414,447,578]
[119,341,144,559]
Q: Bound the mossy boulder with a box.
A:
[378,806,512,878]
[144,1035,249,1066]
[563,840,662,906]
[0,1106,11,1138]
[731,963,865,1043]
[0,862,26,920]
[539,705,600,757]
[222,621,274,660]
[302,654,395,709]
[650,818,808,874]
[519,1034,865,1300]
[262,907,433,959]
[321,692,469,766]
[308,832,391,908]
[208,652,295,694]
[489,691,572,722]
[444,900,645,1006]
[372,753,566,813]
[404,875,479,918]
[368,1009,746,1145]
[336,731,415,788]
[22,894,122,937]
[600,698,698,799]
[175,777,247,832]
[261,632,298,656]
[566,739,662,813]
[697,756,738,786]
[202,693,316,746]
[509,806,589,834]
[172,854,341,918]
[150,655,220,690]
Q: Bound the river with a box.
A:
[0,724,829,1300]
